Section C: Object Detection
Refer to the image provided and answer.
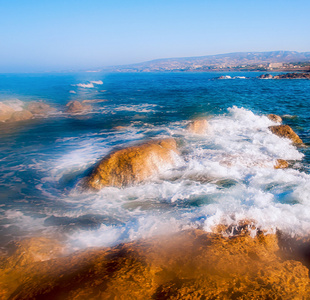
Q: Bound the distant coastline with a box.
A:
[97,50,310,73]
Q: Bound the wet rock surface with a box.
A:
[27,102,56,115]
[269,125,303,144]
[0,103,15,122]
[1,228,310,300]
[86,138,179,189]
[267,114,282,123]
[65,101,92,114]
[9,110,33,122]
[186,119,208,134]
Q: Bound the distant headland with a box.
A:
[98,51,310,73]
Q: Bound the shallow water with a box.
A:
[0,72,309,251]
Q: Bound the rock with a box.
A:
[269,125,303,144]
[65,100,92,114]
[0,102,15,122]
[274,159,289,169]
[86,138,179,189]
[218,75,231,79]
[259,74,273,79]
[273,73,310,79]
[267,114,282,123]
[186,118,208,134]
[1,228,310,299]
[9,110,33,122]
[113,126,128,131]
[27,102,56,115]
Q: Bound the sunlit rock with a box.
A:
[274,159,289,169]
[27,102,56,115]
[0,102,15,122]
[269,125,303,144]
[9,110,33,122]
[186,118,208,134]
[267,114,282,123]
[66,100,92,114]
[1,228,310,299]
[86,138,179,189]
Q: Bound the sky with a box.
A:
[0,0,310,72]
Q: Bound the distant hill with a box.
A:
[105,51,310,72]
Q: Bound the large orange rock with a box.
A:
[1,228,310,300]
[269,125,303,144]
[186,118,208,134]
[0,102,15,122]
[86,138,179,189]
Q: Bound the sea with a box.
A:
[0,72,309,252]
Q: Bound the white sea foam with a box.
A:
[3,99,24,111]
[73,83,94,88]
[90,80,103,85]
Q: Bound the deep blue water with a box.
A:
[0,72,309,251]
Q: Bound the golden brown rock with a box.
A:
[9,110,33,122]
[269,125,303,144]
[27,102,56,115]
[274,159,289,169]
[86,138,179,189]
[186,118,208,134]
[1,229,310,300]
[267,114,282,123]
[66,100,92,114]
[0,102,15,122]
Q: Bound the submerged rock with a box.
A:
[269,125,303,144]
[1,228,310,299]
[9,110,33,122]
[27,102,56,115]
[186,118,208,134]
[86,138,179,189]
[274,159,289,169]
[267,114,282,123]
[66,100,92,114]
[273,73,310,79]
[0,102,15,122]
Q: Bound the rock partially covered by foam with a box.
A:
[86,138,179,189]
[269,125,303,144]
[0,102,15,122]
[66,100,92,114]
[267,114,282,123]
[186,118,208,134]
[27,102,56,115]
[274,159,289,169]
[2,229,310,299]
[9,110,33,122]
[259,74,273,79]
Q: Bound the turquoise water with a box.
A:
[0,72,309,251]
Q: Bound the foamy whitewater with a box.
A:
[0,72,309,252]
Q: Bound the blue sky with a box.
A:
[0,0,309,72]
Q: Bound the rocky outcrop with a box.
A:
[9,110,33,122]
[27,102,56,115]
[259,74,273,79]
[273,73,310,79]
[267,114,282,123]
[1,228,310,299]
[65,101,92,114]
[186,118,208,134]
[269,125,303,144]
[274,159,289,169]
[86,138,179,189]
[0,102,15,122]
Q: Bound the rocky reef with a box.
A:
[65,100,92,114]
[259,73,310,79]
[1,226,310,299]
[86,138,179,189]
